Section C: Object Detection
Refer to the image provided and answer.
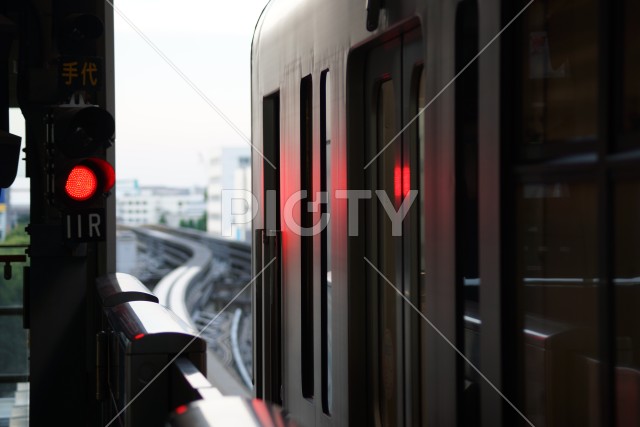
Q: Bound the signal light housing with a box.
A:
[60,158,115,204]
[54,107,115,157]
[51,106,115,209]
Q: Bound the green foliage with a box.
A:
[0,223,29,306]
[197,212,207,231]
[178,213,207,232]
[0,223,29,385]
[3,224,28,246]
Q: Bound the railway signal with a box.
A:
[16,3,117,425]
[50,106,115,240]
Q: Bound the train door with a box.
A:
[363,26,424,426]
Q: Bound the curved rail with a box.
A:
[131,225,252,397]
[132,227,212,325]
[231,308,253,388]
[151,227,253,389]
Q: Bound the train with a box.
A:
[250,0,640,426]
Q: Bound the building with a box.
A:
[207,147,251,242]
[6,173,30,229]
[116,180,206,228]
[0,189,7,241]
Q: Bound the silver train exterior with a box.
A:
[250,0,638,426]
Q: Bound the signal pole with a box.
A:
[12,0,116,425]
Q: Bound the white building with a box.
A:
[0,189,7,241]
[116,180,206,228]
[115,229,138,274]
[207,147,251,242]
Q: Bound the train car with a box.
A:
[251,0,640,426]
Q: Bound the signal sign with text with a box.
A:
[63,209,106,241]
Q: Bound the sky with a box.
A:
[114,0,270,187]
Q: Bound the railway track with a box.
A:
[127,225,253,395]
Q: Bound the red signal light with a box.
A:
[61,158,115,204]
[65,165,98,201]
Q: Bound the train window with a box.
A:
[263,93,281,232]
[418,69,426,296]
[415,64,427,426]
[516,181,599,426]
[621,0,640,141]
[455,0,480,423]
[375,78,400,426]
[363,31,423,424]
[520,0,599,159]
[300,75,314,399]
[320,69,332,414]
[260,92,282,403]
[614,181,640,426]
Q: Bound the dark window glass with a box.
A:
[300,75,314,399]
[517,181,599,426]
[521,0,599,157]
[263,93,280,232]
[260,92,282,403]
[375,79,399,426]
[614,181,640,426]
[417,64,429,427]
[321,70,332,414]
[406,63,429,425]
[418,72,426,296]
[455,1,480,424]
